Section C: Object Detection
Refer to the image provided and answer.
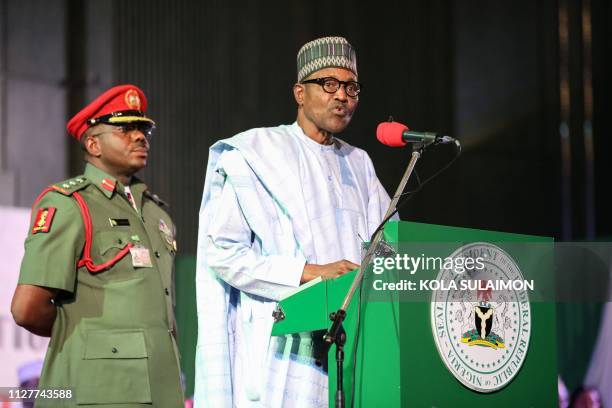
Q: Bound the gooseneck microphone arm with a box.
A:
[342,148,421,311]
[320,146,423,408]
[319,119,459,407]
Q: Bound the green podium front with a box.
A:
[271,221,557,407]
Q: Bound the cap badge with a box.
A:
[125,89,141,110]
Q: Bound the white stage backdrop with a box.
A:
[0,206,48,387]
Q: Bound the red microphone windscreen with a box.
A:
[376,121,409,147]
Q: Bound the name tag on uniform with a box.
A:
[130,245,153,268]
[109,218,130,227]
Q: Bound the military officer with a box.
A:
[11,85,184,407]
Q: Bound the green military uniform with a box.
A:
[19,163,183,407]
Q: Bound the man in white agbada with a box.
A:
[195,36,393,407]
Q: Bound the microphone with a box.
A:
[376,121,457,147]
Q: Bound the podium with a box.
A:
[271,221,557,407]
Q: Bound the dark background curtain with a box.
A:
[107,0,612,398]
[1,0,609,399]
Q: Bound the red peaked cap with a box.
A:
[66,84,155,141]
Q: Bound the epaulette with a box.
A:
[144,190,170,208]
[51,176,91,196]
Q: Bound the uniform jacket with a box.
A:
[18,163,184,407]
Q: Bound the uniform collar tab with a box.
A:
[84,163,118,198]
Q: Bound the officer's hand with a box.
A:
[11,284,59,337]
[301,260,360,284]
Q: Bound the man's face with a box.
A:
[295,67,359,135]
[86,123,150,175]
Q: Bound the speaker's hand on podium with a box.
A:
[301,260,359,284]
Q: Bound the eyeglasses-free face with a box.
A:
[300,77,362,98]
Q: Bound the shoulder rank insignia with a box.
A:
[32,207,56,234]
[144,190,169,208]
[53,176,89,196]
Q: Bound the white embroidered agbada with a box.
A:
[195,122,392,407]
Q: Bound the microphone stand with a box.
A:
[320,146,423,408]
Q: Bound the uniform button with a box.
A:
[165,288,170,295]
[111,347,118,353]
[155,251,161,258]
